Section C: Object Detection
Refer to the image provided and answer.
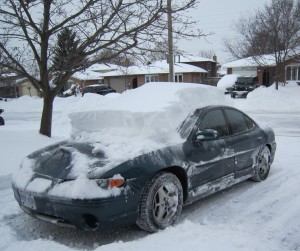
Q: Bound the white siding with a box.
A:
[232,67,257,77]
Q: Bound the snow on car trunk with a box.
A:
[69,83,230,168]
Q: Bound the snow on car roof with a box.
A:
[69,83,231,170]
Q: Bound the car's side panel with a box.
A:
[185,172,253,205]
[225,127,264,177]
[184,139,234,189]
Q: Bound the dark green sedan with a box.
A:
[12,105,276,232]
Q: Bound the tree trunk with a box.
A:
[39,94,55,137]
[275,64,279,90]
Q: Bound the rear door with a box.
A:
[223,108,263,178]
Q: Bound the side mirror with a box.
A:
[193,129,219,143]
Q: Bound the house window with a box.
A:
[286,66,300,81]
[145,75,159,83]
[175,74,183,82]
[207,63,211,71]
[291,68,297,80]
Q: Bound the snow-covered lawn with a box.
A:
[0,83,299,251]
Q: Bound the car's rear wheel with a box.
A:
[251,146,271,182]
[137,172,183,232]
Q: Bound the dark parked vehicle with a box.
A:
[0,108,4,126]
[12,106,276,232]
[83,84,116,96]
[230,76,259,98]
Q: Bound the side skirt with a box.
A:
[185,172,253,205]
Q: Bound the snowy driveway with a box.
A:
[0,109,300,251]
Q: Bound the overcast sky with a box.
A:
[177,0,272,64]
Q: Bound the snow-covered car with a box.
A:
[12,83,276,232]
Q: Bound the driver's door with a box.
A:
[186,108,234,189]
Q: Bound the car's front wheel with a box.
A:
[137,172,183,232]
[251,146,271,182]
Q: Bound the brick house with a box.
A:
[101,60,209,93]
[16,56,219,96]
[223,55,300,86]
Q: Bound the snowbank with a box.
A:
[235,82,300,111]
[217,74,239,89]
[0,93,119,113]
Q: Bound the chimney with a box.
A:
[213,55,217,62]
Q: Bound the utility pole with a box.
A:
[167,0,175,82]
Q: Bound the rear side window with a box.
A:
[244,115,256,130]
[199,109,229,137]
[224,109,248,135]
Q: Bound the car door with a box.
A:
[186,108,234,188]
[223,108,263,178]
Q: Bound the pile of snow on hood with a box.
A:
[217,74,239,89]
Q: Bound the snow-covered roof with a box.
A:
[176,55,215,63]
[71,63,124,80]
[71,69,104,81]
[88,63,122,72]
[101,60,207,76]
[223,55,276,68]
[223,47,300,69]
[71,60,208,80]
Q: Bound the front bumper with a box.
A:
[12,183,143,231]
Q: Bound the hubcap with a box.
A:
[258,154,270,179]
[152,183,179,224]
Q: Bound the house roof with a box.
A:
[88,63,122,72]
[101,60,208,77]
[71,59,208,80]
[176,55,215,63]
[71,69,104,81]
[71,63,123,80]
[224,49,300,68]
[223,55,276,68]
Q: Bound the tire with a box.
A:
[231,94,236,99]
[251,146,271,182]
[0,117,4,126]
[136,172,183,232]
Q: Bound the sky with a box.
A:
[177,0,272,64]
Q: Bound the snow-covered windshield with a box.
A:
[178,112,201,139]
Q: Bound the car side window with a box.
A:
[224,109,248,135]
[244,115,256,130]
[199,109,229,137]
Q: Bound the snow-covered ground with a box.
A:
[0,83,299,251]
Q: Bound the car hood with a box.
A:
[25,141,109,180]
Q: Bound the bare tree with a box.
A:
[197,50,215,59]
[224,0,300,89]
[0,0,201,137]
